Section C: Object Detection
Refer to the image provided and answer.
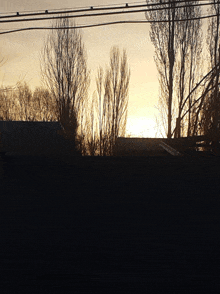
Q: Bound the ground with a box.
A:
[0,153,219,293]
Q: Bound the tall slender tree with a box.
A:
[41,17,90,151]
[146,0,202,138]
[205,0,220,140]
[96,47,130,155]
[175,1,202,137]
[146,0,179,138]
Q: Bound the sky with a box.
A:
[0,0,163,137]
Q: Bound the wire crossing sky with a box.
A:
[0,1,214,24]
[0,0,210,17]
[0,0,215,137]
[0,0,215,38]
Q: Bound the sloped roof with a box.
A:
[0,120,62,132]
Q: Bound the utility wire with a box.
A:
[0,13,218,36]
[0,0,215,35]
[0,0,210,19]
[0,1,212,24]
[0,1,146,15]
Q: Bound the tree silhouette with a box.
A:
[41,17,90,153]
[205,0,220,141]
[146,0,202,138]
[96,47,130,155]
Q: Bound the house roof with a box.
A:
[0,120,77,156]
[0,120,62,133]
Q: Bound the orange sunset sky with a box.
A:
[0,0,166,137]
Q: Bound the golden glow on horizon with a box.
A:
[0,5,160,138]
[126,117,157,138]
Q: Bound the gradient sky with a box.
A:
[0,0,162,137]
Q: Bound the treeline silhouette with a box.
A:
[3,0,220,156]
[0,18,130,156]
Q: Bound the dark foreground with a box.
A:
[0,154,219,293]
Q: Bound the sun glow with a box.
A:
[126,117,157,138]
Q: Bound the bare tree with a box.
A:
[0,57,22,121]
[41,17,90,152]
[0,83,60,122]
[174,1,202,137]
[96,47,130,155]
[75,47,130,156]
[146,0,180,138]
[96,67,104,155]
[32,87,58,121]
[205,0,220,140]
[146,0,202,138]
[84,92,99,156]
[16,82,32,121]
[171,63,220,137]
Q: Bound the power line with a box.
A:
[0,1,212,24]
[0,0,209,19]
[0,0,216,36]
[0,1,146,15]
[0,13,218,36]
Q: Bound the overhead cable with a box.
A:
[0,13,219,36]
[0,0,209,19]
[0,1,211,24]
